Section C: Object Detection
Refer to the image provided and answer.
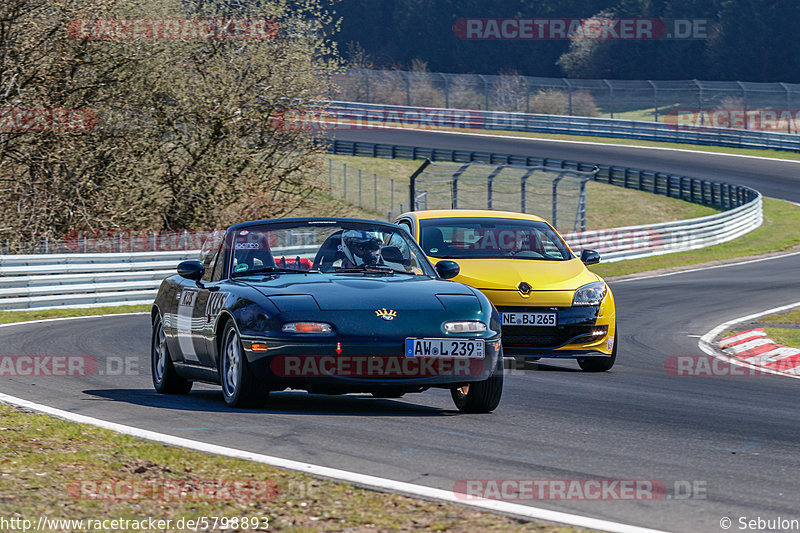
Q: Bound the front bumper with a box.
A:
[497,305,615,358]
[239,336,503,389]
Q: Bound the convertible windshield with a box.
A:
[226,220,435,277]
[419,218,574,261]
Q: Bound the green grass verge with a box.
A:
[0,404,581,532]
[325,154,421,181]
[762,327,800,349]
[0,309,584,532]
[752,308,800,349]
[759,309,800,323]
[589,197,800,278]
[323,155,800,279]
[324,154,720,229]
[0,305,150,324]
[1,116,794,531]
[0,306,582,531]
[583,181,717,230]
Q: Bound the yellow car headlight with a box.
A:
[572,282,607,306]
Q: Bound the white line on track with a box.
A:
[0,314,666,533]
[327,121,800,164]
[611,251,800,284]
[0,312,148,329]
[698,301,800,380]
[0,113,792,532]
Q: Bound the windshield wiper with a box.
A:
[232,266,319,277]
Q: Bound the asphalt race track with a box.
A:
[3,130,800,532]
[327,127,800,202]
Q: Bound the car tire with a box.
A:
[577,324,617,372]
[151,314,192,395]
[451,368,503,413]
[220,322,268,408]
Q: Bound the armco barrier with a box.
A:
[326,138,763,259]
[326,139,758,210]
[0,246,319,311]
[0,251,198,310]
[0,192,761,310]
[0,138,763,310]
[324,101,800,153]
[562,194,762,262]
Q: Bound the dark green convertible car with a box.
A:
[151,218,503,412]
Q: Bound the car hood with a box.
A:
[446,257,599,291]
[242,273,479,311]
[238,273,489,340]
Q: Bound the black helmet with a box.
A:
[341,229,382,266]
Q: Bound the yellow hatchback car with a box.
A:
[395,210,617,371]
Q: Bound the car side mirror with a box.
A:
[177,260,205,281]
[435,260,460,279]
[580,249,601,265]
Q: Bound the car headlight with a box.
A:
[572,282,607,306]
[281,322,333,333]
[444,320,487,333]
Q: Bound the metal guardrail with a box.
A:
[562,194,763,263]
[325,101,800,152]
[327,138,763,262]
[326,139,758,210]
[0,251,198,310]
[0,137,763,310]
[0,193,762,309]
[0,246,320,310]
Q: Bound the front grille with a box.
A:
[496,306,602,348]
[502,325,606,348]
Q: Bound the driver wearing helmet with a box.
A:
[340,229,383,267]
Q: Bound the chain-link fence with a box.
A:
[409,161,595,232]
[325,159,594,230]
[332,69,800,132]
[326,159,409,220]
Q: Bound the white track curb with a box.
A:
[0,314,666,533]
[699,301,800,379]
